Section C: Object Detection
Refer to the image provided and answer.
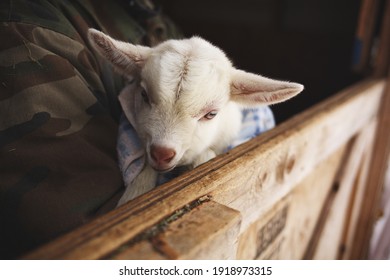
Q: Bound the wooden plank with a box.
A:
[369,155,390,259]
[339,120,377,259]
[156,201,240,259]
[312,121,377,259]
[111,240,167,260]
[303,138,355,260]
[350,75,390,259]
[284,146,346,260]
[24,79,385,259]
[237,145,346,259]
[111,200,241,259]
[350,0,390,258]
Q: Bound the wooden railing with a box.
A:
[24,78,387,259]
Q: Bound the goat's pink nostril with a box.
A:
[151,145,176,164]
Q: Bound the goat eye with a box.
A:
[203,110,218,120]
[141,89,149,104]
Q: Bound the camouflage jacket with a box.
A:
[0,0,181,259]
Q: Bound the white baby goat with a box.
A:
[88,29,304,206]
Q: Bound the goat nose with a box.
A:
[150,145,176,164]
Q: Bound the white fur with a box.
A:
[88,29,304,206]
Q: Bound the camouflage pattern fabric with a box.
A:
[0,0,181,259]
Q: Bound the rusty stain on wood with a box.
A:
[106,195,211,259]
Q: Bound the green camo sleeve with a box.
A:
[0,22,124,258]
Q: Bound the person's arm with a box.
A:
[0,22,123,259]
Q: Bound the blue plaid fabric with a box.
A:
[228,107,275,150]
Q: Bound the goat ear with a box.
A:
[230,69,304,106]
[88,28,151,76]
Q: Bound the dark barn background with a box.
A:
[160,0,365,123]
